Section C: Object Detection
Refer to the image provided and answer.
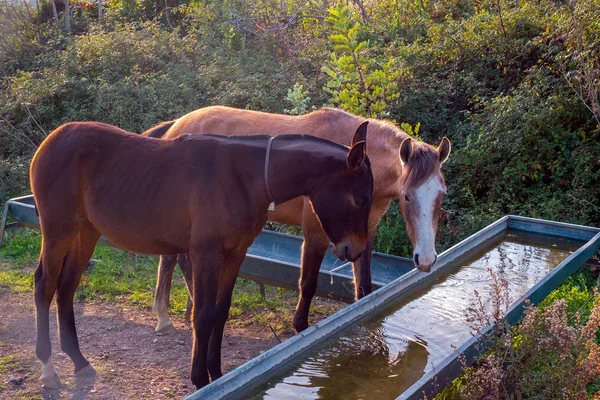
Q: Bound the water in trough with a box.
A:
[251,230,584,400]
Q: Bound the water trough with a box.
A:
[184,216,600,400]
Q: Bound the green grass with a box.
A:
[0,355,25,375]
[0,270,33,293]
[540,267,598,321]
[0,229,41,267]
[0,354,34,391]
[0,228,305,324]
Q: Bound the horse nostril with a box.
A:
[344,246,349,259]
[414,253,420,266]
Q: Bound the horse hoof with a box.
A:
[76,364,97,378]
[40,373,62,389]
[155,323,178,335]
[293,319,309,333]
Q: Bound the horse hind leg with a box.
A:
[153,254,179,334]
[177,253,194,326]
[55,220,100,380]
[35,224,80,388]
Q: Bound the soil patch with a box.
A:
[0,290,341,399]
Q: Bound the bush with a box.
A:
[440,270,600,400]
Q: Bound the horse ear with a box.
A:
[347,141,366,171]
[351,121,369,147]
[438,137,451,164]
[399,137,412,165]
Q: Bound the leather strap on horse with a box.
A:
[265,136,277,211]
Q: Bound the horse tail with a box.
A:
[141,120,175,138]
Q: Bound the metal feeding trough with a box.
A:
[2,196,599,398]
[0,195,413,302]
[183,216,600,400]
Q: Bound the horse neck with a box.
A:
[364,121,407,200]
[267,138,346,204]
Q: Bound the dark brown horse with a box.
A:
[143,106,451,334]
[30,121,373,389]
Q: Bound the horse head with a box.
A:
[398,136,451,272]
[308,121,373,262]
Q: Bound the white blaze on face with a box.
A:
[412,177,445,268]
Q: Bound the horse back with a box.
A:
[141,120,175,138]
[30,122,267,254]
[163,106,364,146]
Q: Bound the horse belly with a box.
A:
[84,199,189,255]
[100,228,186,255]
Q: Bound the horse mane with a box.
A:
[402,143,439,188]
[181,132,352,154]
[363,116,438,188]
[314,108,439,187]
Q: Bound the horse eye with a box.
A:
[353,197,366,208]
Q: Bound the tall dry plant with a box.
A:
[456,270,600,400]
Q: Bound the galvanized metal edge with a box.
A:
[507,215,600,241]
[397,229,600,400]
[0,200,11,250]
[183,216,512,400]
[238,254,387,303]
[7,194,36,203]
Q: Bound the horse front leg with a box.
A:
[207,251,247,381]
[153,254,179,334]
[351,226,377,299]
[189,242,221,389]
[293,228,329,333]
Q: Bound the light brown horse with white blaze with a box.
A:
[144,106,451,334]
[30,121,373,389]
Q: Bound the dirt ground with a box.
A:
[0,290,337,400]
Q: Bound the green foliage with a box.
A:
[0,228,41,266]
[374,202,411,256]
[321,1,404,118]
[400,121,420,139]
[285,83,312,115]
[540,268,598,323]
[0,270,33,293]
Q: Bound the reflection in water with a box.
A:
[255,231,582,400]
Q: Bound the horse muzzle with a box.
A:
[333,242,364,262]
[414,253,437,273]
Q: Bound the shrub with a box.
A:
[442,270,600,400]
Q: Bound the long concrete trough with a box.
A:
[0,195,413,302]
[183,216,600,400]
